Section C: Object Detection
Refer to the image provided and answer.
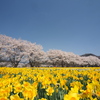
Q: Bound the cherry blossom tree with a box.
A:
[23,42,46,67]
[47,50,65,67]
[0,35,27,67]
[0,34,45,67]
[46,50,80,67]
[80,56,100,67]
[64,52,82,67]
[0,34,13,63]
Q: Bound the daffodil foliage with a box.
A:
[0,67,100,100]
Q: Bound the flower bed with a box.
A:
[0,67,100,100]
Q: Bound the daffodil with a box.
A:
[10,94,24,100]
[64,93,80,100]
[0,97,8,100]
[23,88,37,99]
[46,86,54,96]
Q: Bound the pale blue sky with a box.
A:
[0,0,100,55]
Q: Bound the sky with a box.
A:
[0,0,100,55]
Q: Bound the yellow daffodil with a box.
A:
[46,86,54,96]
[10,94,24,100]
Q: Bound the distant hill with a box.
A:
[81,53,100,59]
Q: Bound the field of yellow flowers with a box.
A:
[0,67,100,100]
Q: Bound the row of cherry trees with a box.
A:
[0,34,100,67]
